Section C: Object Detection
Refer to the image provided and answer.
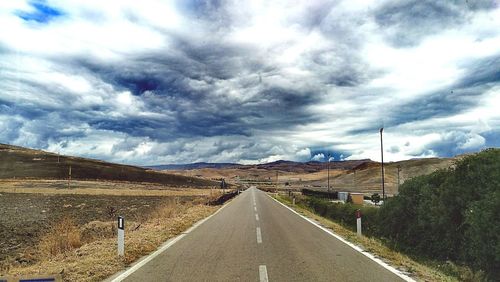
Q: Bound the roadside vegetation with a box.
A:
[0,187,233,281]
[275,148,499,281]
[275,194,457,281]
[2,200,218,281]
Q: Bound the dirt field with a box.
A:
[0,191,203,268]
[0,180,213,197]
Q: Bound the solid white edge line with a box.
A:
[259,265,269,282]
[256,227,262,244]
[268,194,415,282]
[108,196,236,282]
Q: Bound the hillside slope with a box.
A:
[0,144,217,188]
[167,156,458,195]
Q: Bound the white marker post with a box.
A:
[356,210,362,237]
[118,216,125,256]
[292,196,296,205]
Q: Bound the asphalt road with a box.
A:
[118,187,406,282]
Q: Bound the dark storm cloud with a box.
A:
[178,0,228,24]
[1,0,499,164]
[375,0,496,46]
[0,99,48,120]
[391,54,500,125]
[455,55,500,88]
[343,53,500,139]
[413,131,486,157]
[63,30,323,141]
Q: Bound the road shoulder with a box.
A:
[270,194,457,282]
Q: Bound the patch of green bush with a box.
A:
[377,148,500,279]
[300,196,379,237]
[296,149,499,279]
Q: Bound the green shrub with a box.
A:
[303,196,379,236]
[378,148,500,279]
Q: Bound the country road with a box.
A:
[112,187,408,282]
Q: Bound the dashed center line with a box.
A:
[255,214,259,221]
[254,206,257,212]
[259,265,269,282]
[256,227,262,243]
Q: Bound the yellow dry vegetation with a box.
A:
[38,217,83,257]
[0,187,211,197]
[4,202,218,282]
[0,179,220,197]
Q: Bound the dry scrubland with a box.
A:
[0,180,223,281]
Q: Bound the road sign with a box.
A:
[356,209,361,218]
[118,216,124,256]
[356,209,362,236]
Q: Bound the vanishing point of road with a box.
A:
[113,187,408,282]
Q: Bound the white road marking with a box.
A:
[256,227,262,243]
[268,195,415,282]
[259,265,269,282]
[254,206,257,212]
[255,214,259,221]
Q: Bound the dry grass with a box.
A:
[4,201,218,281]
[38,217,82,258]
[0,179,212,197]
[274,194,458,282]
[0,187,209,197]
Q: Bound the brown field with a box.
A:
[1,198,217,281]
[0,180,213,197]
[0,179,224,280]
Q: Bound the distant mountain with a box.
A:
[253,159,375,173]
[148,159,375,173]
[146,162,241,170]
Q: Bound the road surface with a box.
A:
[118,187,406,281]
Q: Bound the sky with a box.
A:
[0,0,499,165]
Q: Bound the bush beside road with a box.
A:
[276,148,500,281]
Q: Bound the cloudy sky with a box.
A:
[1,0,499,165]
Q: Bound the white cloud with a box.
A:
[0,0,498,165]
[295,147,311,158]
[458,134,486,150]
[311,153,325,161]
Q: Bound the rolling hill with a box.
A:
[161,156,459,195]
[0,144,217,188]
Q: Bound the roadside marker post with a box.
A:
[292,196,296,206]
[118,216,125,256]
[356,210,362,237]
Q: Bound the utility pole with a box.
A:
[275,171,279,189]
[327,154,330,193]
[397,165,401,191]
[380,128,385,200]
[68,165,72,189]
[353,169,356,189]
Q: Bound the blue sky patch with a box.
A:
[16,1,64,23]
